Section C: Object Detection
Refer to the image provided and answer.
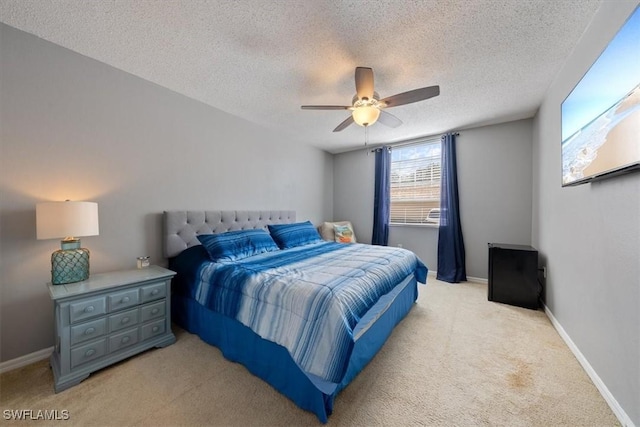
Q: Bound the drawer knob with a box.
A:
[151,308,159,315]
[85,349,96,357]
[122,296,130,303]
[84,306,95,313]
[121,336,130,344]
[84,327,95,335]
[121,317,130,324]
[151,289,159,296]
[152,326,159,333]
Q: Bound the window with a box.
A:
[390,139,441,225]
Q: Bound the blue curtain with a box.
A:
[372,146,391,246]
[437,133,467,283]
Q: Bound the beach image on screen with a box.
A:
[562,85,640,185]
[561,7,640,186]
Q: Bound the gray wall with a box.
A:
[532,1,640,424]
[334,119,533,279]
[0,24,333,362]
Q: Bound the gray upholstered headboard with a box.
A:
[163,210,296,258]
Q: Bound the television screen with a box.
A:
[561,6,640,187]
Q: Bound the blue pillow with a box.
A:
[268,221,322,249]
[197,229,279,262]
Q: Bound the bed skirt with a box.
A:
[172,275,418,423]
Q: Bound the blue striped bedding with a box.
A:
[187,241,427,383]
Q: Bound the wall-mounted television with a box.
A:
[561,5,640,187]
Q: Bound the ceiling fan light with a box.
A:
[352,105,380,127]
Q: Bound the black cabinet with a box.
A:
[488,243,540,310]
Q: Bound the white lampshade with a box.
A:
[36,201,99,240]
[352,105,381,127]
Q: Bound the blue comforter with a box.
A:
[182,241,427,383]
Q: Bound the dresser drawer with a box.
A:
[109,308,139,333]
[108,327,139,353]
[70,297,106,324]
[70,318,107,346]
[71,339,106,368]
[141,301,165,322]
[108,288,139,312]
[141,319,165,341]
[141,282,166,303]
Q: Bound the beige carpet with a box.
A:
[1,278,619,426]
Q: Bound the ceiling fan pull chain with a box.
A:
[365,125,369,147]
[366,126,370,156]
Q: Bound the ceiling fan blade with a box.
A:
[377,110,403,128]
[355,67,374,100]
[333,115,354,132]
[380,85,440,108]
[301,105,351,110]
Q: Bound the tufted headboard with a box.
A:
[163,210,296,258]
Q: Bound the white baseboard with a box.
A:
[427,270,487,285]
[467,275,487,284]
[0,347,52,374]
[544,304,635,427]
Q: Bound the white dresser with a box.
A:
[47,266,176,392]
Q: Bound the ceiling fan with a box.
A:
[301,67,440,132]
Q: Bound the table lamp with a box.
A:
[36,201,99,285]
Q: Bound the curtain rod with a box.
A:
[369,132,460,152]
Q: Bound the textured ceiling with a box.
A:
[0,0,601,153]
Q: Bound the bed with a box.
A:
[164,210,427,422]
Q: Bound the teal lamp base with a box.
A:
[51,239,90,285]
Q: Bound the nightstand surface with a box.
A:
[47,265,174,299]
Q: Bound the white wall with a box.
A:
[333,119,533,279]
[532,1,640,424]
[457,120,533,278]
[333,149,376,245]
[0,24,333,362]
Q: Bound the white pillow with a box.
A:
[318,221,357,242]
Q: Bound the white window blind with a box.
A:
[390,140,441,225]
